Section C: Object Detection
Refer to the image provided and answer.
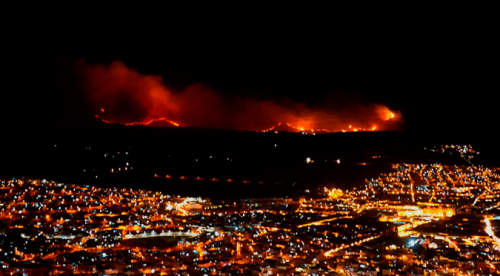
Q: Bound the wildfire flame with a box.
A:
[96,108,181,127]
[259,122,380,133]
[80,60,401,132]
[124,118,180,127]
[376,104,397,121]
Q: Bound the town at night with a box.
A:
[1,141,499,275]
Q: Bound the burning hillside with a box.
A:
[79,60,402,133]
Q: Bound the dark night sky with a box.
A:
[5,3,498,135]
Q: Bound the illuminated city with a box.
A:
[1,145,498,275]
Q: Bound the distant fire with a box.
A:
[376,104,397,121]
[96,110,180,127]
[124,118,180,127]
[258,122,381,134]
[79,60,402,133]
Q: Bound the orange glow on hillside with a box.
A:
[124,117,180,127]
[259,122,379,134]
[375,104,398,121]
[81,60,402,132]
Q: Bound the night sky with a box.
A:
[6,3,497,136]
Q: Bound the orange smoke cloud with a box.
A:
[375,104,401,121]
[78,60,402,132]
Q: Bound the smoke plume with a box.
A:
[77,60,402,132]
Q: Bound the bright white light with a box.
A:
[306,158,311,163]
